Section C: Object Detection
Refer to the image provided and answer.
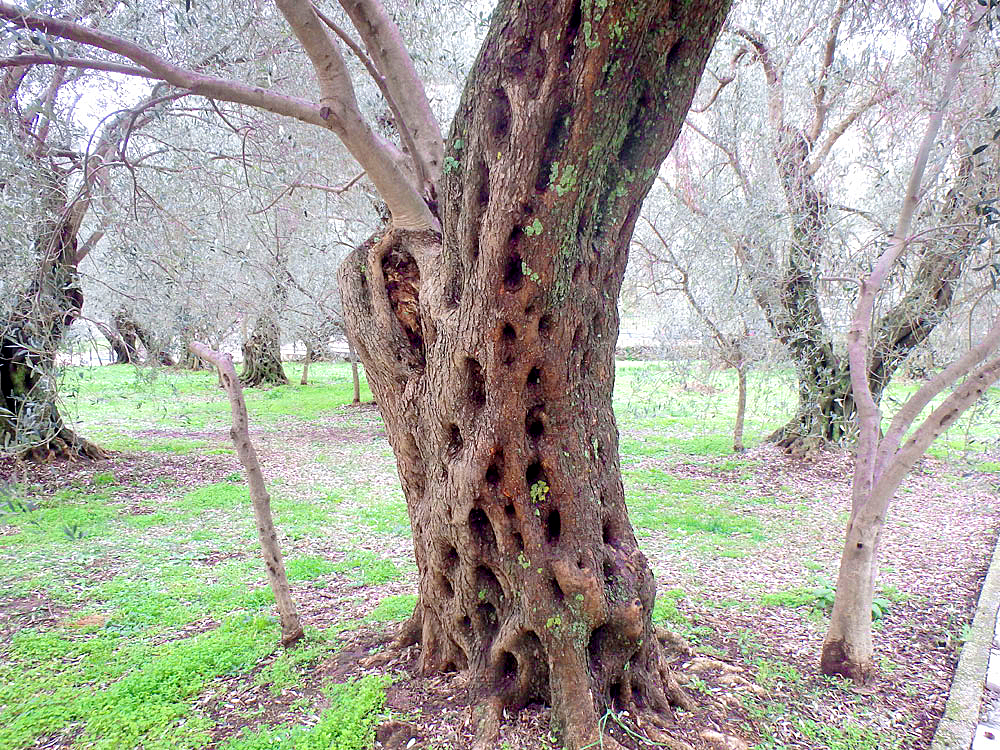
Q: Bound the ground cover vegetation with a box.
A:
[2,0,1000,747]
[1,362,998,749]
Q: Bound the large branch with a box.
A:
[0,1,437,231]
[876,313,1000,476]
[872,347,1000,506]
[335,0,443,183]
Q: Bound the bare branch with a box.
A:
[807,0,849,143]
[683,118,752,198]
[0,1,437,230]
[189,342,304,647]
[311,4,431,192]
[0,54,159,79]
[732,26,783,133]
[806,87,896,176]
[335,0,443,182]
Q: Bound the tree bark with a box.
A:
[240,317,289,387]
[339,2,729,747]
[189,341,304,646]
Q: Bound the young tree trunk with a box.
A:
[733,363,747,453]
[339,2,728,747]
[300,344,312,386]
[348,340,361,405]
[240,317,289,387]
[821,7,992,681]
[189,341,304,646]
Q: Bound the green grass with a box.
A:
[367,594,418,622]
[0,357,992,749]
[332,550,401,586]
[219,675,389,750]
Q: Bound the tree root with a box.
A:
[21,429,108,462]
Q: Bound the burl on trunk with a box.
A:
[339,1,729,747]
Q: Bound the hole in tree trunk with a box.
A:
[550,577,564,602]
[602,519,618,546]
[573,262,585,283]
[609,680,623,707]
[588,624,610,668]
[476,564,503,603]
[443,545,459,570]
[603,557,616,584]
[486,451,504,485]
[504,253,524,291]
[632,680,645,708]
[469,507,496,550]
[499,323,517,365]
[497,651,518,689]
[477,601,498,640]
[538,315,553,338]
[526,461,544,487]
[525,406,545,440]
[488,88,511,141]
[460,615,473,637]
[536,106,572,192]
[504,503,516,517]
[439,574,454,598]
[465,358,486,408]
[545,508,561,545]
[526,366,542,386]
[446,424,463,458]
[512,531,524,551]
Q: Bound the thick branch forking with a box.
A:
[876,314,1000,476]
[872,348,1000,508]
[846,4,987,504]
[334,0,443,183]
[310,4,432,194]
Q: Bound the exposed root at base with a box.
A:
[20,430,109,462]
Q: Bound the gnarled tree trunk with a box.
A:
[339,1,728,747]
[1,209,105,460]
[240,317,289,387]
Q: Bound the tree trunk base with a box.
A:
[766,410,849,458]
[367,603,694,750]
[20,427,108,462]
[820,639,874,684]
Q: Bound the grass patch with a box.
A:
[332,550,401,586]
[367,594,418,623]
[219,675,389,750]
[285,555,338,582]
